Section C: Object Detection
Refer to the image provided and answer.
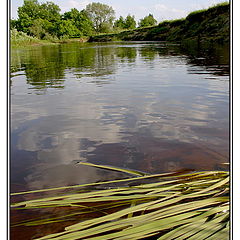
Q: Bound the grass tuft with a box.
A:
[11,163,229,240]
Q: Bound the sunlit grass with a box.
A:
[186,1,229,21]
[11,29,58,47]
[11,29,42,46]
[11,162,229,240]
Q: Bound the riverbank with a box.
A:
[10,29,51,47]
[11,3,229,47]
[89,2,229,43]
[11,29,89,48]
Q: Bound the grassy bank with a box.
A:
[10,29,54,47]
[11,3,229,47]
[11,29,89,47]
[89,2,230,43]
[54,37,89,44]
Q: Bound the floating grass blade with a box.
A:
[11,164,229,240]
[78,161,147,176]
[11,171,179,196]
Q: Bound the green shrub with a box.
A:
[11,28,40,43]
[42,33,58,41]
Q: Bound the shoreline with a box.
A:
[11,3,229,47]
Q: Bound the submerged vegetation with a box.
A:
[11,163,229,240]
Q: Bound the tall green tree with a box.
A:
[39,1,61,22]
[63,8,94,36]
[29,18,48,38]
[10,19,18,30]
[16,0,61,37]
[124,15,136,29]
[99,22,113,33]
[13,0,117,38]
[57,20,81,38]
[85,2,115,32]
[139,14,157,28]
[63,8,80,21]
[78,10,95,36]
[114,16,125,29]
[17,0,41,33]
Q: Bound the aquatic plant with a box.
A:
[11,162,229,240]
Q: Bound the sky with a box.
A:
[11,0,229,22]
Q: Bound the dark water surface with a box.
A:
[10,41,229,239]
[11,41,229,194]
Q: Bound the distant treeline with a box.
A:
[89,2,230,43]
[11,0,158,40]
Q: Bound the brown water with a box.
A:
[10,41,229,239]
[11,41,229,193]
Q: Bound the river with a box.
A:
[11,41,229,193]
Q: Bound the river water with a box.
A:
[11,41,229,193]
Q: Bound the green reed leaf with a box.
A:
[10,164,229,240]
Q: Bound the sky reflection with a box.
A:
[11,42,229,191]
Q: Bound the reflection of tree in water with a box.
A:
[93,46,117,75]
[179,41,229,76]
[11,43,122,90]
[11,45,66,90]
[139,46,157,61]
[116,47,137,63]
[60,43,96,69]
[136,42,229,77]
[25,52,65,89]
[11,50,22,75]
[154,44,182,56]
[73,45,119,86]
[11,42,229,91]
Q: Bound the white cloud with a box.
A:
[60,0,90,13]
[153,4,186,21]
[69,0,90,9]
[188,0,228,13]
[154,4,168,11]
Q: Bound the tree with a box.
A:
[77,10,95,36]
[17,0,61,36]
[114,15,136,30]
[139,14,157,28]
[57,20,81,38]
[63,9,94,36]
[99,22,113,33]
[29,19,47,38]
[39,1,61,22]
[85,2,115,32]
[17,0,41,33]
[114,16,125,29]
[124,15,136,29]
[63,8,80,21]
[10,19,18,30]
[18,0,40,20]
